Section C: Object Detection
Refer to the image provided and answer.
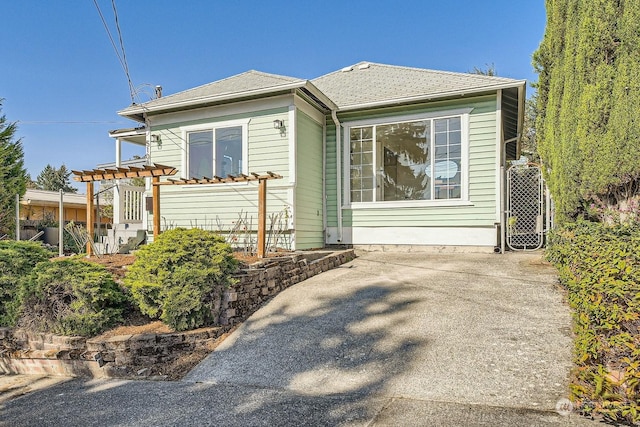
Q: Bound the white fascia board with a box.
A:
[302,81,338,110]
[108,127,147,138]
[118,81,308,118]
[336,80,527,112]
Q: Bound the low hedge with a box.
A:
[0,241,52,326]
[123,228,238,331]
[546,220,640,424]
[17,259,127,337]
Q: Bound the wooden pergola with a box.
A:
[73,164,178,256]
[72,164,282,258]
[155,171,283,258]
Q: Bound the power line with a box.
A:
[110,0,136,103]
[92,0,135,103]
[18,120,128,125]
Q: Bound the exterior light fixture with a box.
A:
[150,134,162,146]
[273,119,284,129]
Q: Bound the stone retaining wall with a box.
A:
[0,249,355,378]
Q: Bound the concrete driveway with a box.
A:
[0,251,602,426]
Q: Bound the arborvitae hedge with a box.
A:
[534,0,640,223]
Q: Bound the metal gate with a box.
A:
[506,164,545,251]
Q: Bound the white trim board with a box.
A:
[325,226,497,247]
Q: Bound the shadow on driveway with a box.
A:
[0,252,600,426]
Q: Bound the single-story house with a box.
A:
[19,189,111,242]
[20,189,110,225]
[109,61,525,252]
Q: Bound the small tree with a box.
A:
[0,99,28,238]
[470,63,497,76]
[35,164,77,193]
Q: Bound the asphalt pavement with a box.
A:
[0,251,605,426]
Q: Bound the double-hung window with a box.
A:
[183,120,249,179]
[347,110,470,205]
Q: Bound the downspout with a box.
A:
[330,110,343,243]
[498,90,506,254]
[322,115,327,238]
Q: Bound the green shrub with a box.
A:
[0,240,51,326]
[123,228,238,331]
[546,220,640,424]
[18,259,126,336]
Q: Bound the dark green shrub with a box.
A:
[0,240,51,326]
[18,259,126,336]
[546,220,640,424]
[123,228,238,331]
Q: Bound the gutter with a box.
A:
[330,110,343,243]
[118,81,310,119]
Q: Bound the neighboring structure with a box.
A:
[19,189,110,242]
[20,189,89,223]
[109,62,525,251]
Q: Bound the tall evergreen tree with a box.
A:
[534,0,640,222]
[35,164,77,193]
[0,100,28,238]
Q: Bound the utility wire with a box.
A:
[18,121,127,125]
[111,0,136,104]
[92,0,135,104]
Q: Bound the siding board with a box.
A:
[324,95,499,235]
[294,110,324,249]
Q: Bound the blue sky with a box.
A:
[1,1,546,189]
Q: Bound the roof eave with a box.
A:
[108,127,147,138]
[336,80,527,112]
[118,81,308,119]
[301,81,338,111]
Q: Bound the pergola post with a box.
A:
[72,164,178,254]
[152,176,160,239]
[257,178,267,258]
[86,181,94,257]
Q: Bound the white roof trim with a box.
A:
[108,127,147,138]
[336,80,527,112]
[119,81,308,117]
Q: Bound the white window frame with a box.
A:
[343,108,473,209]
[180,118,250,180]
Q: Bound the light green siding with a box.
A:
[294,111,324,249]
[325,95,499,230]
[148,106,294,249]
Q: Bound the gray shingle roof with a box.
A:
[118,62,525,118]
[119,70,304,115]
[311,61,524,110]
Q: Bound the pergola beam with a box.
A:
[72,165,281,259]
[153,172,282,258]
[72,164,178,257]
[155,172,282,186]
[72,164,178,182]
